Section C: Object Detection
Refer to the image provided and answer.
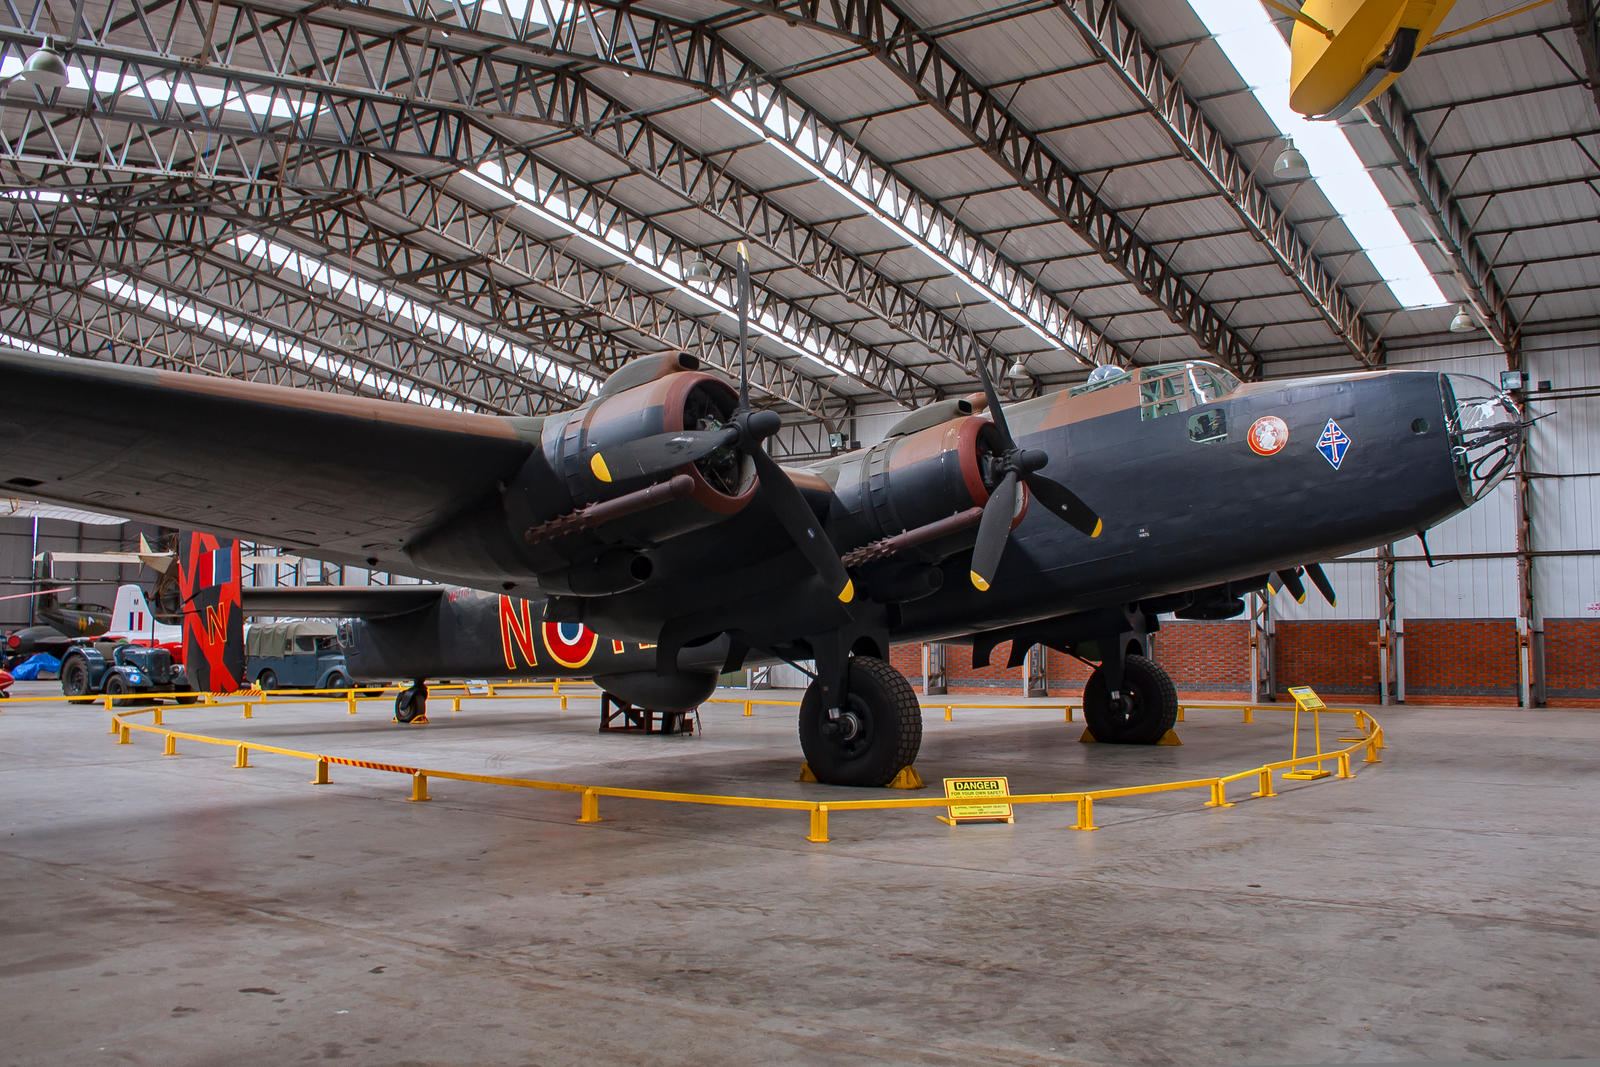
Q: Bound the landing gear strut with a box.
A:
[394,679,428,724]
[1082,654,1177,744]
[798,656,922,787]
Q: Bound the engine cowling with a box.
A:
[826,411,1023,563]
[405,353,756,588]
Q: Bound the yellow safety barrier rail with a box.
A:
[47,684,1391,843]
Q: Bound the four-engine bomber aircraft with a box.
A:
[0,266,1523,785]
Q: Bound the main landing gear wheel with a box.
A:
[1082,654,1178,745]
[394,681,428,724]
[798,656,922,787]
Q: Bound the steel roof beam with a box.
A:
[698,0,1263,378]
[1570,0,1600,121]
[1362,92,1522,359]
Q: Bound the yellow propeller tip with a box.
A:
[838,579,854,604]
[589,453,612,483]
[969,571,990,592]
[1091,518,1103,538]
[1296,592,1307,604]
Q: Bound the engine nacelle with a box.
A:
[827,412,1017,562]
[405,353,756,582]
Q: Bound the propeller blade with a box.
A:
[1274,568,1307,603]
[969,470,1019,592]
[964,329,1015,452]
[588,427,738,483]
[1305,562,1337,606]
[735,242,751,412]
[1022,472,1102,538]
[749,446,854,605]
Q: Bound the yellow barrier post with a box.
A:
[311,757,330,785]
[234,744,250,768]
[560,696,568,710]
[1064,705,1073,722]
[347,691,357,715]
[152,707,163,727]
[103,695,113,711]
[1176,706,1184,722]
[1242,706,1253,723]
[107,714,119,735]
[452,696,462,713]
[807,804,830,843]
[117,723,130,744]
[1253,767,1276,798]
[1205,780,1233,807]
[409,772,430,802]
[163,734,177,757]
[551,679,559,697]
[242,702,253,719]
[743,700,753,717]
[1074,796,1097,831]
[1364,737,1382,763]
[1336,752,1352,778]
[579,788,601,823]
[944,705,953,722]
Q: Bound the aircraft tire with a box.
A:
[61,654,94,704]
[394,684,427,723]
[1082,654,1177,745]
[798,656,922,787]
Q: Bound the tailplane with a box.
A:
[178,533,244,692]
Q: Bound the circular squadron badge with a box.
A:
[1247,415,1289,456]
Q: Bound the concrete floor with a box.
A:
[1,680,1596,1066]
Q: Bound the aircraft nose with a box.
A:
[1442,374,1524,501]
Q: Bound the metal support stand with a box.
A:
[1248,592,1275,703]
[1025,644,1048,697]
[598,692,694,734]
[923,642,947,696]
[1515,447,1546,706]
[1377,543,1405,704]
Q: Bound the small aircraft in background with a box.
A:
[0,250,1527,786]
[1276,0,1562,119]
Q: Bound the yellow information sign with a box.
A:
[1287,685,1325,710]
[938,776,1015,826]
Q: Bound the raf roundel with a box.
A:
[1247,415,1290,456]
[542,621,599,669]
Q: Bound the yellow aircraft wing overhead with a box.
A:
[1289,0,1455,118]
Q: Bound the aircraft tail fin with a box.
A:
[110,583,160,639]
[178,533,245,692]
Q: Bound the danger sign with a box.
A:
[940,776,1015,825]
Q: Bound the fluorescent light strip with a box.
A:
[714,92,1096,360]
[463,163,874,387]
[89,275,466,409]
[229,232,599,397]
[1187,0,1447,309]
[0,57,320,123]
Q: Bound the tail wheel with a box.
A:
[1082,654,1178,744]
[798,656,922,787]
[394,682,428,723]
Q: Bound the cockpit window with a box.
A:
[1138,362,1241,420]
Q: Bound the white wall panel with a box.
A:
[1271,551,1378,621]
[1523,330,1600,617]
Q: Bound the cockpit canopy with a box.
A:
[1069,361,1243,421]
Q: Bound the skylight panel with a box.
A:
[713,91,1100,362]
[464,163,880,392]
[0,331,66,357]
[89,275,465,410]
[0,57,321,123]
[228,233,599,397]
[1187,0,1448,309]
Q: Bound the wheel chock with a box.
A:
[887,766,925,790]
[392,714,430,725]
[797,763,819,783]
[1157,729,1182,746]
[1078,728,1098,744]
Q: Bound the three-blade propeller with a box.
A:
[966,336,1102,592]
[1268,563,1337,607]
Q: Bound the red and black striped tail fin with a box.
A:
[178,533,244,693]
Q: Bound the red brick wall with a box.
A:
[1402,619,1518,701]
[1273,620,1380,698]
[888,643,922,687]
[1542,619,1600,703]
[1154,621,1251,699]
